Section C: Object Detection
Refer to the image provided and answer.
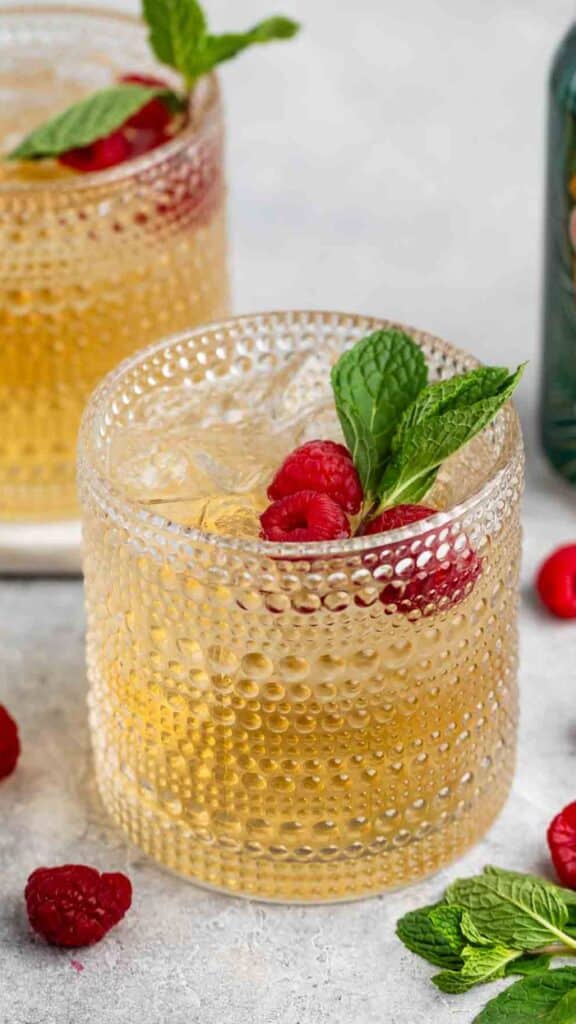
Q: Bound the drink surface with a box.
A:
[81,316,523,901]
[109,346,502,537]
[0,18,229,523]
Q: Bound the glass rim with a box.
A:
[78,310,524,561]
[0,4,220,197]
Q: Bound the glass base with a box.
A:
[0,519,81,574]
[94,755,514,903]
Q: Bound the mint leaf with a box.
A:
[331,329,428,502]
[375,363,524,509]
[396,903,464,969]
[507,954,553,977]
[433,945,521,994]
[142,0,299,85]
[142,0,207,83]
[473,968,576,1024]
[461,911,493,947]
[446,868,575,952]
[429,905,467,954]
[395,366,514,440]
[203,17,300,70]
[8,85,172,161]
[485,867,576,913]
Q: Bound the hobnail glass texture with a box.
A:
[79,311,524,902]
[0,7,229,522]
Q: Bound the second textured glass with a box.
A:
[0,7,229,531]
[79,312,524,902]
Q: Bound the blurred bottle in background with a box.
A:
[542,23,576,483]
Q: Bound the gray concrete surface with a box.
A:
[2,1,576,1022]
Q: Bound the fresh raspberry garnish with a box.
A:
[548,801,576,888]
[59,73,175,173]
[59,130,131,172]
[362,504,437,534]
[268,440,363,514]
[119,74,173,133]
[363,504,482,614]
[536,545,576,619]
[260,491,351,543]
[0,704,20,780]
[25,865,132,948]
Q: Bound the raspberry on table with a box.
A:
[260,490,351,542]
[268,440,363,514]
[25,865,132,947]
[363,504,482,614]
[548,801,576,888]
[0,704,20,780]
[536,545,576,619]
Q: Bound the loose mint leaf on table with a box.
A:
[8,85,172,161]
[143,0,299,86]
[473,968,576,1024]
[506,953,553,977]
[485,866,576,910]
[461,910,494,947]
[331,329,428,504]
[433,944,522,994]
[446,866,576,951]
[375,363,525,509]
[396,903,464,969]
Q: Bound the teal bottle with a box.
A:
[542,23,576,481]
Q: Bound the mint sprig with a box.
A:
[474,968,576,1024]
[330,329,428,504]
[375,364,525,510]
[396,866,576,1023]
[8,85,176,162]
[330,330,524,522]
[7,0,299,162]
[144,0,299,87]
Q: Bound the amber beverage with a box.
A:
[0,7,228,545]
[79,312,524,902]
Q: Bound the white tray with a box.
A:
[0,520,82,575]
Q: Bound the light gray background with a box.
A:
[2,2,576,1022]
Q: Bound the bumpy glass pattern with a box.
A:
[0,9,229,522]
[79,312,524,902]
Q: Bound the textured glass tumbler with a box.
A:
[79,312,524,903]
[0,7,229,568]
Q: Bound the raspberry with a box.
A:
[59,73,175,173]
[363,504,482,614]
[363,504,437,533]
[59,131,131,172]
[119,74,173,133]
[548,801,576,888]
[260,491,351,542]
[268,440,363,514]
[25,865,132,948]
[536,545,576,619]
[0,704,20,780]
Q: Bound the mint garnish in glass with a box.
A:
[7,0,299,171]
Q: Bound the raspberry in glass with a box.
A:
[268,440,363,514]
[260,490,351,542]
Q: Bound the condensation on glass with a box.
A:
[79,312,524,902]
